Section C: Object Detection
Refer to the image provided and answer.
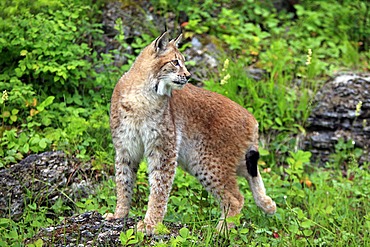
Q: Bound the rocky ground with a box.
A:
[25,211,184,246]
[0,151,184,246]
[0,151,95,220]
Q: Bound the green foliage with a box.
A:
[0,201,54,246]
[26,238,44,247]
[285,150,311,182]
[0,0,116,167]
[330,138,363,169]
[119,228,144,247]
[295,0,369,53]
[113,18,155,71]
[155,223,171,235]
[0,0,61,18]
[1,3,96,92]
[169,227,199,246]
[0,87,56,166]
[153,0,369,69]
[75,178,116,214]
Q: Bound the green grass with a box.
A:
[82,160,369,246]
[2,161,369,246]
[0,0,369,246]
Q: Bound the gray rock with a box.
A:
[183,36,221,83]
[191,37,202,49]
[246,67,268,81]
[26,211,184,246]
[303,73,370,165]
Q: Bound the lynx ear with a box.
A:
[154,31,169,53]
[171,33,183,47]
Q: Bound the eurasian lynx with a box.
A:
[107,31,276,234]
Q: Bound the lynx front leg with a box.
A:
[106,151,139,220]
[137,150,177,235]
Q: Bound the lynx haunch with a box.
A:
[107,31,276,234]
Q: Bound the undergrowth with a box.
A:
[0,0,369,246]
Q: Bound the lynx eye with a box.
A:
[170,60,180,67]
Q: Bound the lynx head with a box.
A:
[148,31,191,96]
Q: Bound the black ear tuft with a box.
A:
[171,33,183,47]
[154,31,169,53]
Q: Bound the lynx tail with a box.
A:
[246,147,259,177]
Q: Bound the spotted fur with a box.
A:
[107,31,276,234]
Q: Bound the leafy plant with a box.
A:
[169,227,198,246]
[0,91,56,167]
[0,202,54,246]
[119,228,144,247]
[330,137,363,171]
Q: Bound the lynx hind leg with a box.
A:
[106,151,139,220]
[194,162,244,232]
[238,146,276,215]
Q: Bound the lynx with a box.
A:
[107,31,276,234]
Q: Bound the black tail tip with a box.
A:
[246,149,259,177]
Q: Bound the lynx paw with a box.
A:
[104,210,128,221]
[137,220,155,236]
[104,213,116,221]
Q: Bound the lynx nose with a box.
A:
[185,73,191,81]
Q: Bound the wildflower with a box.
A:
[305,48,312,65]
[355,101,362,117]
[2,90,8,101]
[222,58,229,72]
[263,167,271,173]
[220,73,230,85]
